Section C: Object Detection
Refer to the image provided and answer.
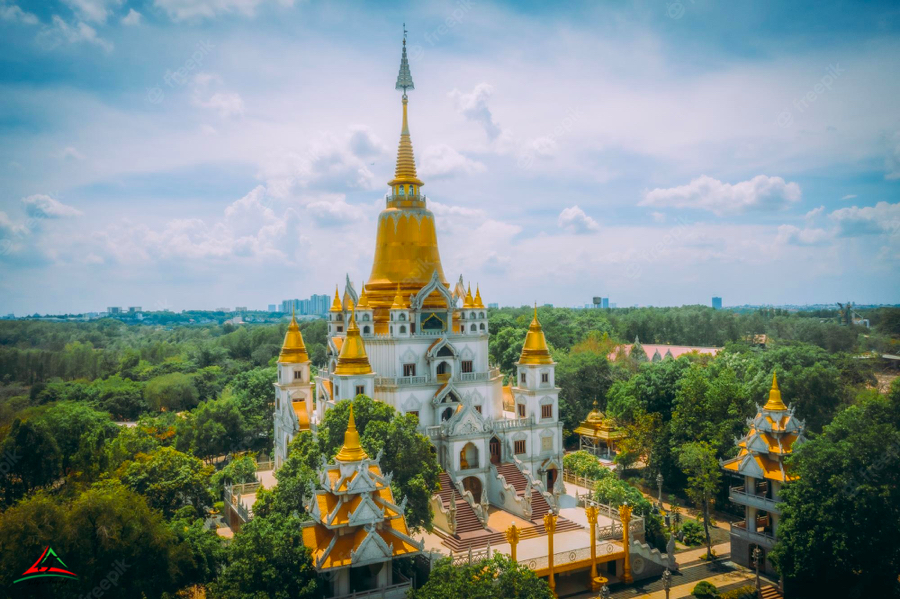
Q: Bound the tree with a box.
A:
[211,453,258,498]
[117,446,215,518]
[145,372,199,412]
[270,431,320,518]
[556,350,616,433]
[616,409,661,476]
[562,450,611,480]
[176,398,246,462]
[35,401,119,479]
[209,512,319,599]
[677,441,720,560]
[409,554,554,599]
[228,366,277,443]
[89,374,147,420]
[769,385,900,598]
[0,418,61,506]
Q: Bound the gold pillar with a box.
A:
[544,512,557,596]
[506,523,520,563]
[586,505,598,579]
[619,503,634,584]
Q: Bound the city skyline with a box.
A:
[2,1,900,314]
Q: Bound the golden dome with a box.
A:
[356,283,370,309]
[334,312,373,375]
[473,284,485,309]
[278,309,309,364]
[463,284,474,308]
[763,372,788,411]
[518,305,553,365]
[335,403,369,462]
[329,286,343,312]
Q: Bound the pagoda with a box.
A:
[301,404,422,597]
[574,401,627,459]
[722,373,805,575]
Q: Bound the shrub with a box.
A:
[692,580,718,598]
[563,450,612,481]
[719,586,756,599]
[681,519,704,545]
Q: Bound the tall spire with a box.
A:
[518,304,553,365]
[335,403,369,462]
[389,30,422,188]
[764,372,788,411]
[278,307,309,363]
[473,284,485,309]
[329,286,343,312]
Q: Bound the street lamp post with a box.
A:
[752,546,762,595]
[656,472,664,508]
[662,567,672,599]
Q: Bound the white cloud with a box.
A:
[829,201,900,236]
[61,0,122,23]
[38,15,113,52]
[886,130,900,180]
[347,126,387,159]
[558,205,600,234]
[121,8,142,25]
[804,205,824,220]
[1,1,39,24]
[449,84,502,141]
[841,194,857,200]
[306,196,366,227]
[640,175,801,215]
[651,212,666,223]
[59,146,86,160]
[22,195,82,219]
[776,224,831,246]
[419,144,486,179]
[152,0,266,21]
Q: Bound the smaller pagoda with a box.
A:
[574,401,626,458]
[722,373,804,575]
[301,403,422,598]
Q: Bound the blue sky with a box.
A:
[1,0,899,314]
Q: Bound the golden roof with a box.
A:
[334,312,373,376]
[391,284,408,309]
[574,401,625,440]
[335,403,369,462]
[463,284,474,308]
[329,286,343,312]
[278,309,309,363]
[518,305,553,365]
[356,283,370,309]
[473,284,484,309]
[763,372,787,411]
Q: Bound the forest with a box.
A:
[0,305,898,598]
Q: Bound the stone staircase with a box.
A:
[437,472,487,535]
[760,585,784,599]
[495,462,553,521]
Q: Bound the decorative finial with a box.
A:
[395,27,414,95]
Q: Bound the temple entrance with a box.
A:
[461,476,482,500]
[489,437,501,465]
[546,467,558,490]
[460,442,479,470]
[437,361,451,382]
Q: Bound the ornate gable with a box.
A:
[448,402,489,436]
[351,524,394,567]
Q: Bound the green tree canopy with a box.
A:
[409,554,554,599]
[117,446,215,518]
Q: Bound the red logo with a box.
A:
[14,546,77,584]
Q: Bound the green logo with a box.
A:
[14,546,77,584]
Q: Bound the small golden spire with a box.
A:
[278,307,309,363]
[334,310,373,375]
[329,285,343,312]
[391,284,408,309]
[763,372,788,411]
[356,282,370,309]
[335,403,369,462]
[463,284,474,308]
[518,303,553,365]
[473,284,484,309]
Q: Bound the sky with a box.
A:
[0,0,899,314]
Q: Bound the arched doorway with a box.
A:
[441,406,454,421]
[489,437,501,465]
[460,442,479,470]
[437,361,451,381]
[461,476,482,500]
[546,467,558,490]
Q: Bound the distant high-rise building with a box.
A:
[601,297,609,309]
[235,306,248,312]
[487,303,499,309]
[127,306,142,313]
[107,307,122,314]
[268,304,278,312]
[312,293,329,315]
[610,302,617,308]
[712,296,723,310]
[300,299,311,315]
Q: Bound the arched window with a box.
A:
[399,185,405,195]
[470,312,476,319]
[399,325,407,334]
[399,313,406,321]
[362,313,370,321]
[479,312,485,319]
[480,323,485,331]
[470,324,477,332]
[363,325,371,334]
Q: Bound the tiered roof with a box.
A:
[302,405,422,571]
[722,373,805,482]
[574,400,626,441]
